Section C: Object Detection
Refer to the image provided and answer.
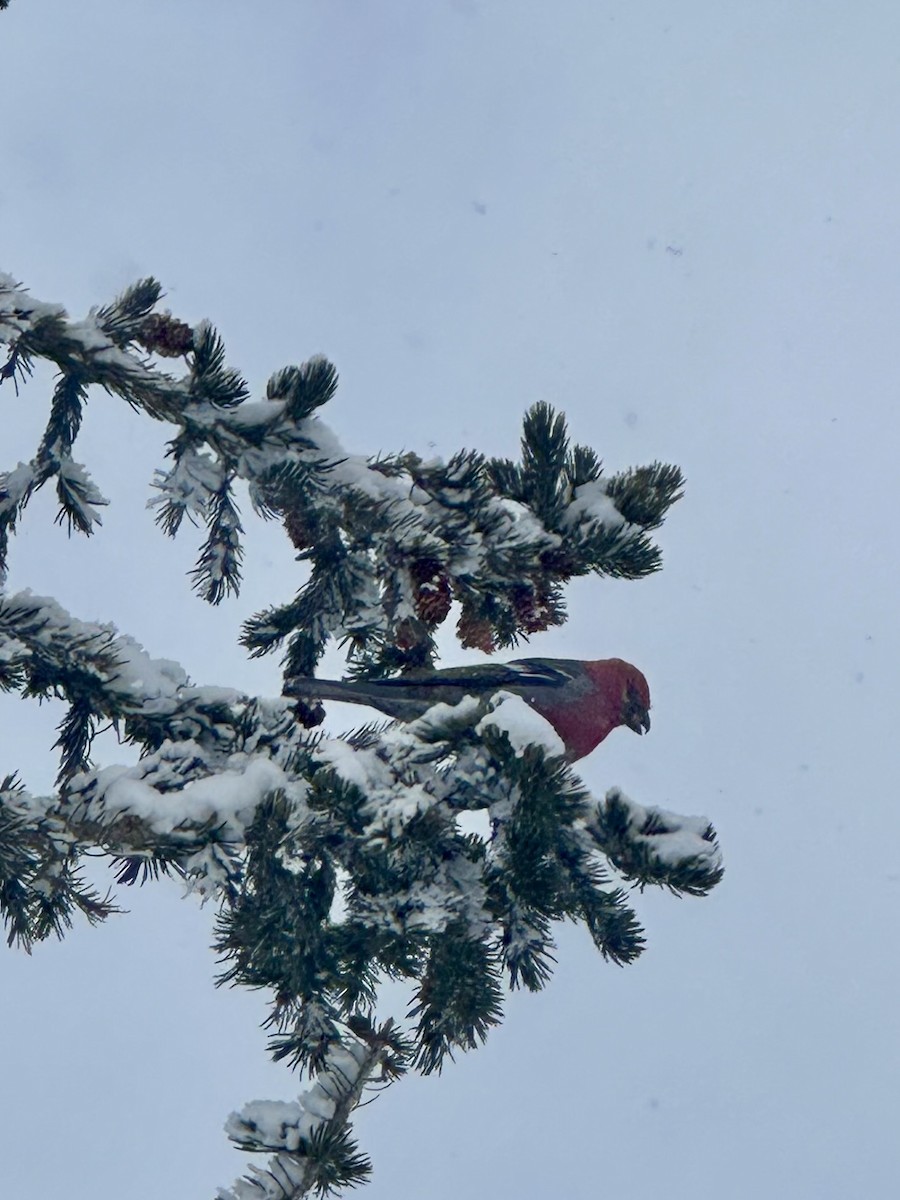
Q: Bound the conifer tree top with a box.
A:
[1,273,717,1200]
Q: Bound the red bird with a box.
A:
[283,657,650,762]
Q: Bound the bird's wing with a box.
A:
[504,658,574,687]
[370,658,571,691]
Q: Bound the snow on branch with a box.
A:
[586,787,723,896]
[218,1036,382,1198]
[1,270,704,1196]
[1,273,684,671]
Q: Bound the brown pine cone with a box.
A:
[511,582,552,633]
[284,510,313,552]
[410,557,452,624]
[457,606,495,652]
[137,312,195,358]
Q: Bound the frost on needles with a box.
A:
[0,273,722,1199]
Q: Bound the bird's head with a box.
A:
[579,658,651,740]
[618,664,651,735]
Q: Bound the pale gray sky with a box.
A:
[2,2,899,1197]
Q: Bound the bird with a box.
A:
[283,657,650,763]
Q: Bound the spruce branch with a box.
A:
[2,590,719,1189]
[1,273,683,659]
[219,1033,383,1198]
[1,270,716,1196]
[190,474,245,603]
[587,788,724,897]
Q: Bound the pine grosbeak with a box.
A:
[283,657,650,762]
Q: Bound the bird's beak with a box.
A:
[622,689,651,735]
[624,707,651,735]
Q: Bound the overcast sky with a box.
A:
[3,2,899,1197]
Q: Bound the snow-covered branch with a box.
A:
[0,270,707,1197]
[586,787,724,896]
[1,273,684,674]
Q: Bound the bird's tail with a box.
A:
[282,676,357,703]
[282,675,423,720]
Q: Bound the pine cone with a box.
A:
[410,558,452,624]
[394,617,427,652]
[136,312,195,358]
[457,606,495,652]
[511,582,551,633]
[290,697,326,729]
[284,510,313,552]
